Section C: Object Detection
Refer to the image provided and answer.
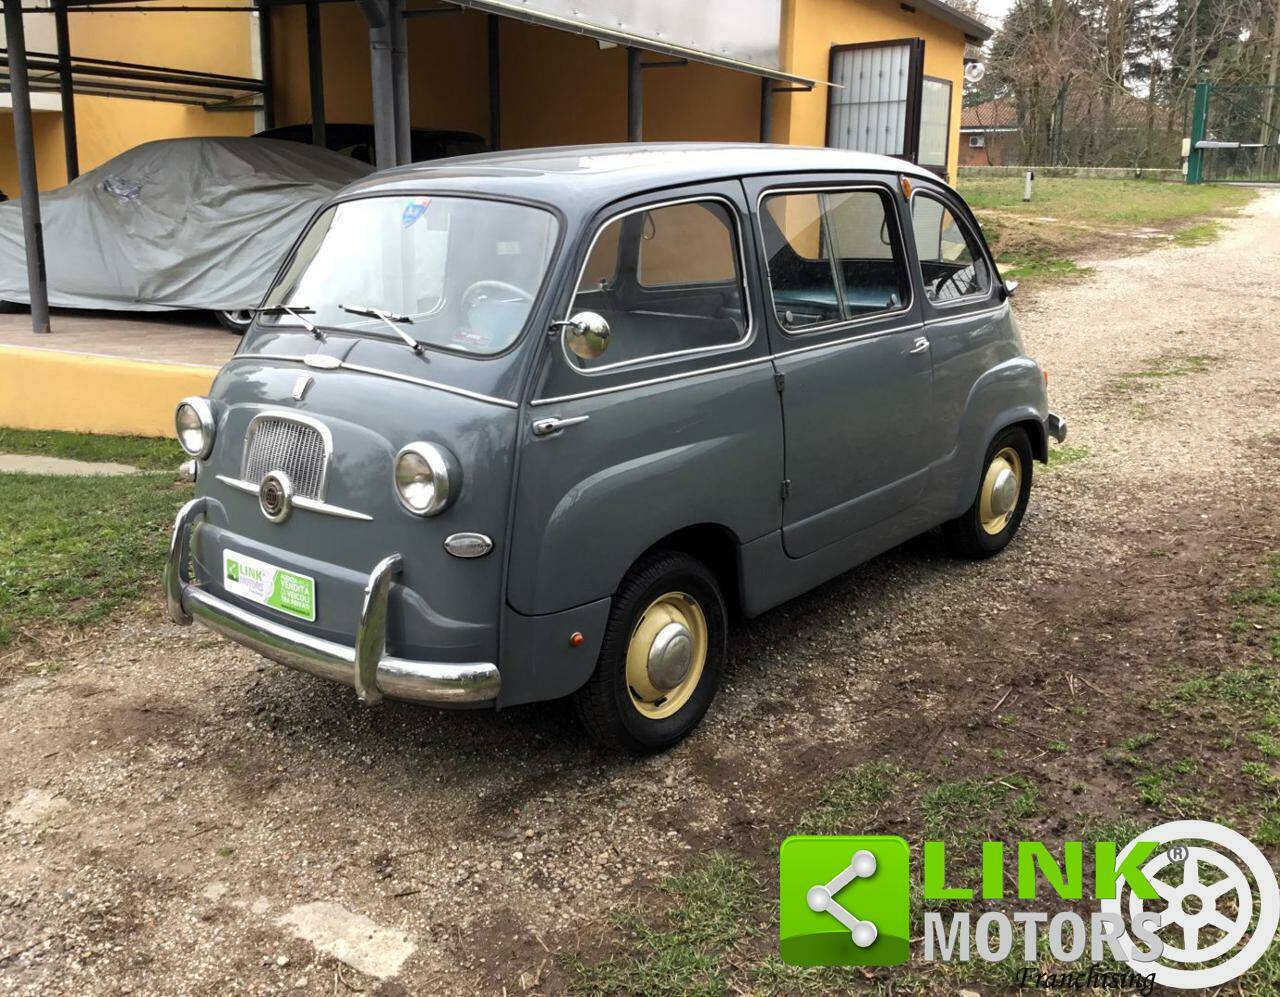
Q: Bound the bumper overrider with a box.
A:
[1045,412,1067,444]
[164,498,501,705]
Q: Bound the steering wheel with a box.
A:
[461,280,534,313]
[931,266,975,302]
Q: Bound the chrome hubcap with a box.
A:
[979,447,1023,536]
[624,592,708,720]
[989,467,1017,517]
[647,621,694,690]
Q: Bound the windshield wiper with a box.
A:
[339,303,426,356]
[251,304,323,340]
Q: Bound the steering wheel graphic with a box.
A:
[1101,820,1280,989]
[1132,846,1252,962]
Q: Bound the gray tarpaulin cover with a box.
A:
[0,136,371,312]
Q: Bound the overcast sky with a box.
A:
[974,0,1015,29]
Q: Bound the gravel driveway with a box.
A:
[2,191,1278,996]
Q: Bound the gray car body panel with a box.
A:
[190,144,1050,709]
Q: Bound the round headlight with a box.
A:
[394,442,459,516]
[175,396,215,459]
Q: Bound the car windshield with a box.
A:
[259,195,559,356]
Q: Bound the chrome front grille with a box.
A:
[242,414,329,500]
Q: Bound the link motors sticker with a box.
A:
[223,549,316,622]
[780,820,1279,990]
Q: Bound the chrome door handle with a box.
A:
[908,336,930,355]
[531,415,589,437]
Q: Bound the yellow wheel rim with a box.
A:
[624,592,708,721]
[979,446,1023,536]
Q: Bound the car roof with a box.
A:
[341,142,944,214]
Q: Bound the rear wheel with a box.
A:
[214,309,253,335]
[943,426,1033,559]
[574,550,726,753]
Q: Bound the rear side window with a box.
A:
[637,202,738,286]
[760,189,909,332]
[568,199,747,370]
[910,194,991,303]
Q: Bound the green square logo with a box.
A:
[226,559,240,582]
[779,835,910,967]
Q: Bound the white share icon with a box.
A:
[805,849,879,947]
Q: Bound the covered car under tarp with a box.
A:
[0,136,372,313]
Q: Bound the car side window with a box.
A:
[760,189,909,332]
[910,194,991,304]
[567,199,747,371]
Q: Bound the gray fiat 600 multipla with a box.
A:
[165,143,1065,752]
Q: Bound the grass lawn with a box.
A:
[957,177,1256,287]
[0,428,187,653]
[0,426,178,472]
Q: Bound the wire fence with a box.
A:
[1202,84,1280,182]
[962,91,1196,172]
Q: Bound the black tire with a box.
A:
[943,425,1034,559]
[214,309,253,335]
[573,550,727,754]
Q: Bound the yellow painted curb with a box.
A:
[0,346,218,438]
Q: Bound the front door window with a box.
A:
[567,198,748,371]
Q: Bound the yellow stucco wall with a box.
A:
[0,113,66,200]
[0,346,215,437]
[0,2,257,193]
[262,0,966,174]
[265,6,760,148]
[779,0,968,179]
[1,0,971,195]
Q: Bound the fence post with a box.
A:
[1186,81,1211,185]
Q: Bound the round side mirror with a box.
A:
[562,310,611,360]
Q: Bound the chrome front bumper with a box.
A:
[164,498,501,705]
[1045,412,1068,444]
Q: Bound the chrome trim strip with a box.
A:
[222,354,519,409]
[560,193,756,376]
[531,353,775,407]
[338,361,520,409]
[923,303,1007,326]
[216,474,374,522]
[165,506,499,704]
[772,319,923,360]
[225,353,310,365]
[753,182,916,338]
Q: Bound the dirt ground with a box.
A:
[2,192,1279,996]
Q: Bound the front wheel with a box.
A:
[574,550,726,753]
[942,426,1033,559]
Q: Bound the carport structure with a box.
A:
[0,0,819,335]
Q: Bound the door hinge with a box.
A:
[774,371,786,393]
[780,478,791,500]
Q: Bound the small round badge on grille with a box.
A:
[258,470,294,524]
